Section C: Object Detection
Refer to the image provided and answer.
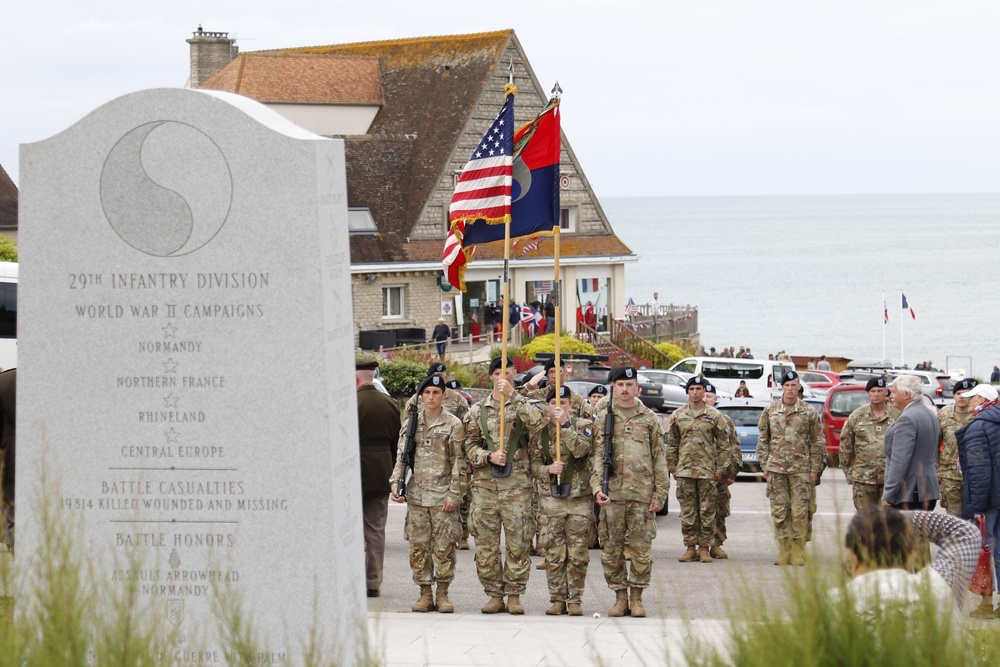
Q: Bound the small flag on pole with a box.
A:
[625,298,639,316]
[901,293,916,320]
[883,297,888,324]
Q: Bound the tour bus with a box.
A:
[667,356,797,399]
[0,262,15,370]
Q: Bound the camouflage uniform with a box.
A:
[666,405,730,550]
[756,399,825,554]
[521,385,593,420]
[530,417,596,605]
[714,413,743,547]
[389,410,466,585]
[406,389,472,541]
[590,401,669,591]
[463,393,546,598]
[840,403,900,509]
[936,404,973,517]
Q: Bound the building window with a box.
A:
[348,208,378,234]
[560,207,577,233]
[383,286,404,318]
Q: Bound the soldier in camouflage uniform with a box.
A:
[530,385,596,616]
[756,370,825,565]
[463,356,547,615]
[840,377,900,509]
[591,366,669,618]
[937,377,977,517]
[520,358,592,419]
[389,375,466,613]
[704,383,742,558]
[666,376,731,564]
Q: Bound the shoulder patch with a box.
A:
[583,426,593,437]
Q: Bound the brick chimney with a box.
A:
[186,26,238,88]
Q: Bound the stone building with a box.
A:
[0,163,17,244]
[189,28,634,348]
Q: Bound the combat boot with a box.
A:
[791,541,806,566]
[629,588,647,618]
[970,598,995,619]
[536,559,547,570]
[567,602,584,616]
[481,596,506,614]
[608,589,629,617]
[411,585,435,613]
[623,546,633,561]
[678,546,698,562]
[774,540,790,566]
[435,583,454,614]
[545,600,566,616]
[457,537,470,550]
[698,547,713,563]
[506,594,525,615]
[710,545,728,559]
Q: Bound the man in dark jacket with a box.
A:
[956,382,1000,618]
[356,359,402,597]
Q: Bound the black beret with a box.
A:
[589,385,608,398]
[417,375,446,394]
[427,362,447,376]
[488,357,505,375]
[445,379,461,390]
[685,376,707,391]
[780,370,799,385]
[953,377,978,393]
[608,366,637,383]
[542,358,566,372]
[355,358,379,371]
[546,385,572,402]
[704,383,716,394]
[866,376,888,391]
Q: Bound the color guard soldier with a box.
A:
[840,376,900,509]
[389,375,466,612]
[937,377,977,517]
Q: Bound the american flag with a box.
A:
[448,97,514,229]
[625,298,639,316]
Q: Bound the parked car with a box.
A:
[668,357,796,400]
[564,379,604,401]
[585,366,665,412]
[893,370,955,407]
[714,398,770,474]
[798,369,841,392]
[639,369,732,411]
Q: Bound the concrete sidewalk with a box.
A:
[367,611,728,667]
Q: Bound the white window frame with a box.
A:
[382,285,405,319]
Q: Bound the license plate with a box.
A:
[741,452,757,461]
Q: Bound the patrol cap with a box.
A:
[608,366,637,383]
[589,385,608,398]
[685,376,707,392]
[542,358,566,372]
[546,385,572,402]
[427,362,447,376]
[488,356,508,375]
[961,384,999,402]
[445,379,461,390]
[417,374,447,395]
[866,376,887,391]
[780,370,799,385]
[355,358,379,370]
[953,377,978,394]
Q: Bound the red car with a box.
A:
[798,369,841,392]
[821,384,870,467]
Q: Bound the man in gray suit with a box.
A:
[882,374,941,510]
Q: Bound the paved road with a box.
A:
[368,472,859,621]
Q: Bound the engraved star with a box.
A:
[162,322,178,339]
[163,393,179,409]
[164,428,180,444]
[163,358,179,374]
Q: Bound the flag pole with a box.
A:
[549,82,564,493]
[882,291,886,361]
[494,60,515,477]
[899,290,905,368]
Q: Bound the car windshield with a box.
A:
[718,407,763,427]
[829,390,869,417]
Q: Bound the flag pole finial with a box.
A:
[508,58,514,86]
[551,81,562,99]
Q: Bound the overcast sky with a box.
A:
[2,1,998,196]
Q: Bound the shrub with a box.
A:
[449,364,477,389]
[653,341,692,368]
[379,359,427,397]
[518,334,597,361]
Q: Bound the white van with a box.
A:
[0,262,15,370]
[668,356,796,399]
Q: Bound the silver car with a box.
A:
[638,369,732,411]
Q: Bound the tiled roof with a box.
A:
[401,234,633,265]
[200,53,382,105]
[0,163,16,230]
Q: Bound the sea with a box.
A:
[602,193,1000,379]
